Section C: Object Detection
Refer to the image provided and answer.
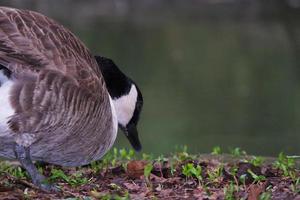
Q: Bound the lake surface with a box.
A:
[2,0,300,156]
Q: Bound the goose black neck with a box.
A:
[95,56,132,99]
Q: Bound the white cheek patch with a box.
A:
[113,85,138,127]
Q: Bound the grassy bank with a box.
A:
[0,147,299,199]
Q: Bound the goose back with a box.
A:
[0,6,104,93]
[0,7,117,166]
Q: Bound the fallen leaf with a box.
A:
[160,188,173,195]
[155,184,162,192]
[123,182,140,191]
[130,192,147,200]
[248,183,266,200]
[150,173,166,182]
[193,186,205,199]
[89,190,102,198]
[127,160,148,178]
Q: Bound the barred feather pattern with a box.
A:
[0,7,105,93]
[0,7,116,166]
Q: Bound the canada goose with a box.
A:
[0,7,143,191]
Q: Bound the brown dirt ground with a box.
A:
[0,154,299,200]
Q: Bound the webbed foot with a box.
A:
[14,144,60,192]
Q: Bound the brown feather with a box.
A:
[0,7,104,93]
[0,7,116,166]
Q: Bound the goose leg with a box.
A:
[14,144,59,192]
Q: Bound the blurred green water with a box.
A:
[2,0,300,156]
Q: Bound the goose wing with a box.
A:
[0,7,104,93]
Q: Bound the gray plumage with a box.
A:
[0,7,117,167]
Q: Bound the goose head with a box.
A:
[95,56,143,151]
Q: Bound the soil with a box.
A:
[0,154,299,200]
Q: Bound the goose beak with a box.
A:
[124,125,142,152]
